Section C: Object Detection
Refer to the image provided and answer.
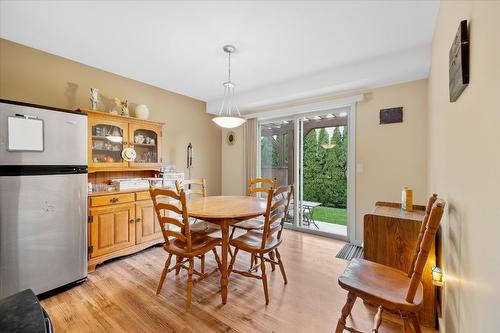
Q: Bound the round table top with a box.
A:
[187,196,267,220]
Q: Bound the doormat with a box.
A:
[336,243,364,261]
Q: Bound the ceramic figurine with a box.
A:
[114,98,129,116]
[90,88,99,110]
[134,134,145,144]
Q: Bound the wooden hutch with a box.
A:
[83,109,165,271]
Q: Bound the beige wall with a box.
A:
[221,126,245,195]
[356,80,428,239]
[427,2,500,332]
[221,79,429,240]
[0,39,221,195]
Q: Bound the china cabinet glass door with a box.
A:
[129,124,160,168]
[89,119,129,169]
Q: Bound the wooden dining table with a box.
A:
[187,196,267,304]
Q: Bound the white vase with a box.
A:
[135,104,150,120]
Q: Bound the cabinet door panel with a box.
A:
[97,213,114,248]
[154,215,163,234]
[129,123,161,169]
[113,210,132,244]
[88,117,129,169]
[90,203,135,258]
[141,207,154,236]
[136,200,163,244]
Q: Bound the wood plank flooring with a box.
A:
[41,230,438,333]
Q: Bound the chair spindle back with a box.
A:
[247,178,276,197]
[408,194,438,277]
[150,188,193,252]
[405,199,445,303]
[176,178,207,198]
[261,185,294,249]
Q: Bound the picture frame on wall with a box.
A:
[449,20,469,102]
[379,107,403,125]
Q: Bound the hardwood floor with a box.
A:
[41,230,438,333]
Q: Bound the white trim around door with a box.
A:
[251,95,363,242]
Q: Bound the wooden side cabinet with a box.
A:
[87,190,165,271]
[363,202,436,328]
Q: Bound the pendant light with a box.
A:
[212,45,246,128]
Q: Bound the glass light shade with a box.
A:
[321,143,336,149]
[212,116,246,129]
[214,46,245,129]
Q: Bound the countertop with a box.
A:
[371,204,425,222]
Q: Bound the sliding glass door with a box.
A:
[258,108,352,239]
[259,117,294,226]
[296,111,349,237]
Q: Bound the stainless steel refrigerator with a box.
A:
[0,100,88,298]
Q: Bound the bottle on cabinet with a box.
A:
[401,187,413,212]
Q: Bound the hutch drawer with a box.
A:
[90,193,135,207]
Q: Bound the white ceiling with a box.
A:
[0,1,439,113]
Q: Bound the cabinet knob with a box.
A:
[135,218,141,222]
[129,219,135,224]
[110,197,119,203]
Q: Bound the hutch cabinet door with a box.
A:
[128,123,161,169]
[88,117,129,170]
[135,200,163,244]
[89,203,136,258]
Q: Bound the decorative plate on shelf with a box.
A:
[121,147,137,161]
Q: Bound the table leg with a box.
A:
[303,206,311,227]
[310,207,320,229]
[220,219,229,304]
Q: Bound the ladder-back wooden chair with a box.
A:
[335,194,444,333]
[150,188,222,310]
[228,185,294,304]
[248,178,276,196]
[174,178,219,274]
[231,178,276,234]
[175,178,207,198]
[175,178,219,232]
[229,178,276,265]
